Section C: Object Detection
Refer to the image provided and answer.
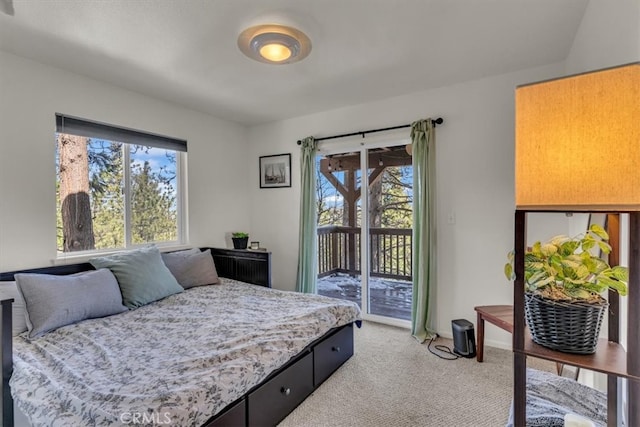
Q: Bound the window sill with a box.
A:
[52,243,193,265]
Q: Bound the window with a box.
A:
[55,114,186,254]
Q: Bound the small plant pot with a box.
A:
[525,292,608,354]
[232,237,249,249]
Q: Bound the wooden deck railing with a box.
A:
[317,226,412,281]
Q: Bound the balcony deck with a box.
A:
[318,273,412,321]
[316,225,413,321]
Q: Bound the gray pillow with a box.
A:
[15,269,128,338]
[0,281,28,336]
[162,249,220,288]
[90,245,183,309]
[164,248,200,257]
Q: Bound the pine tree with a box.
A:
[90,141,124,249]
[130,155,177,244]
[57,134,95,251]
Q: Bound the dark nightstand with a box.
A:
[207,247,272,288]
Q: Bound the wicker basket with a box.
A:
[524,292,608,354]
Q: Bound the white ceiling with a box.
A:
[0,0,589,125]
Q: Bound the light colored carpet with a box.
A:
[278,321,554,427]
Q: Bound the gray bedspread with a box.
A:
[11,279,361,426]
[506,368,607,427]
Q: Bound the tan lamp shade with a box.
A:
[515,62,640,211]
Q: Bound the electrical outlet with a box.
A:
[447,212,456,224]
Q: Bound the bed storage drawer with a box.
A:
[205,398,245,427]
[313,323,354,386]
[247,352,313,426]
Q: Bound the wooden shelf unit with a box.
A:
[520,337,634,379]
[512,211,640,427]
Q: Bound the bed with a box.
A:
[0,247,362,426]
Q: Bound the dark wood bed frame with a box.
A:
[0,247,357,427]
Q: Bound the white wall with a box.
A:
[247,62,566,347]
[565,0,640,74]
[0,51,250,271]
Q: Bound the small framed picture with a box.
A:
[259,153,291,188]
[250,241,260,250]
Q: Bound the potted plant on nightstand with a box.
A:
[231,232,249,249]
[504,223,628,354]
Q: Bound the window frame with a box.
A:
[55,114,188,257]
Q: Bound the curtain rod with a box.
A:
[296,117,443,145]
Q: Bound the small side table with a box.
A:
[474,304,580,378]
[474,305,513,362]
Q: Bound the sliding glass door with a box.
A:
[365,146,413,320]
[316,150,363,310]
[316,141,413,324]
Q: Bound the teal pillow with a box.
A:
[90,246,183,309]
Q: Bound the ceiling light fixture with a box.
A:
[238,24,311,64]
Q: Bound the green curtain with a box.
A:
[296,136,318,293]
[411,119,437,342]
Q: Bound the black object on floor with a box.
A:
[451,319,476,358]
